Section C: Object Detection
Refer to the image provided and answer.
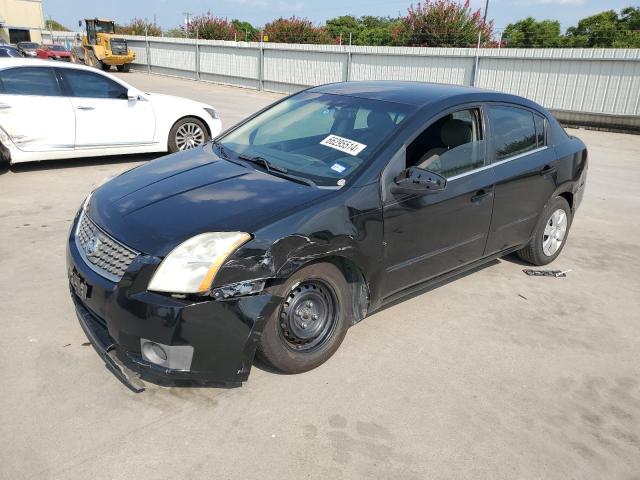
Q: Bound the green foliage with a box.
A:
[564,7,640,47]
[115,18,162,36]
[326,15,399,45]
[231,19,258,41]
[45,19,69,32]
[392,0,493,47]
[503,18,563,48]
[262,17,334,44]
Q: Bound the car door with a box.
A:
[0,66,75,152]
[57,67,155,148]
[381,106,495,296]
[484,105,557,255]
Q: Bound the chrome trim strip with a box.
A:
[447,146,549,182]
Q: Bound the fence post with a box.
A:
[471,31,481,87]
[258,37,264,91]
[145,25,151,75]
[195,27,200,80]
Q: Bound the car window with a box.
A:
[489,106,537,161]
[406,108,485,178]
[534,113,546,147]
[0,67,61,96]
[60,69,127,99]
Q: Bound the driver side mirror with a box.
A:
[391,167,446,196]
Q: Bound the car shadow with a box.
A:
[1,153,164,174]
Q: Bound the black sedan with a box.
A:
[67,81,588,391]
[16,41,39,57]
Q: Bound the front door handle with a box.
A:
[77,106,95,111]
[470,188,494,203]
[540,165,557,176]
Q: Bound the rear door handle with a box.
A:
[471,188,494,203]
[540,165,557,176]
[0,103,12,110]
[77,106,95,111]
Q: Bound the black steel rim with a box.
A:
[279,279,338,352]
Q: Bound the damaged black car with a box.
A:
[67,81,588,391]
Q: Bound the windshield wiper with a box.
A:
[213,141,247,168]
[237,154,316,187]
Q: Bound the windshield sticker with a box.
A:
[330,163,347,174]
[320,135,367,156]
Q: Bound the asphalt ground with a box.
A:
[1,71,639,480]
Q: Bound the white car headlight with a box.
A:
[204,107,219,120]
[148,232,251,294]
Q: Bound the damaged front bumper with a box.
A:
[66,216,281,392]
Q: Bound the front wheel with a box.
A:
[168,117,209,153]
[116,64,131,72]
[257,263,351,374]
[517,196,572,266]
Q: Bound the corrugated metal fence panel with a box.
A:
[199,43,260,89]
[125,39,148,66]
[263,48,347,94]
[476,56,640,116]
[350,52,473,85]
[148,40,197,79]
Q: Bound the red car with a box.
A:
[36,44,71,61]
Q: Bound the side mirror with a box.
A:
[391,167,446,196]
[127,88,138,101]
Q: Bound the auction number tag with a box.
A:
[320,135,367,156]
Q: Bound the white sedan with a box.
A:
[0,59,222,164]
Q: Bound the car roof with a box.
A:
[308,80,542,111]
[0,58,94,72]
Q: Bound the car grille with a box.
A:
[110,38,128,55]
[75,212,138,282]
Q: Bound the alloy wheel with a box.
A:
[175,122,206,151]
[542,209,568,256]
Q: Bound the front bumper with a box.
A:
[66,211,280,391]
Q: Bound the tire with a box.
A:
[168,117,209,153]
[257,263,351,374]
[116,64,131,72]
[100,62,111,71]
[87,50,100,69]
[517,196,572,266]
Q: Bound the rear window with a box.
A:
[489,106,537,161]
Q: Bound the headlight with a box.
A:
[204,107,219,120]
[148,232,251,294]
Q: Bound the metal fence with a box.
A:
[43,31,640,131]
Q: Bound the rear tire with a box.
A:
[116,64,131,72]
[517,196,572,266]
[257,263,351,374]
[168,117,209,153]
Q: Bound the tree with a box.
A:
[184,12,237,40]
[262,17,335,44]
[565,9,619,47]
[392,1,493,47]
[231,19,258,41]
[503,18,563,48]
[45,19,69,31]
[326,15,399,45]
[115,18,162,36]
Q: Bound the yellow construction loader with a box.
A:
[71,18,135,72]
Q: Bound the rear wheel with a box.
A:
[257,263,351,373]
[116,64,131,72]
[517,196,572,266]
[168,117,209,153]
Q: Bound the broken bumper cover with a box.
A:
[66,217,280,390]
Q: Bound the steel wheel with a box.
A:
[542,209,568,257]
[279,280,338,352]
[175,122,206,151]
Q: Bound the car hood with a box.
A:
[88,145,332,257]
[145,92,212,111]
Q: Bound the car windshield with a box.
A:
[218,92,413,187]
[94,22,115,34]
[0,48,22,58]
[19,42,39,49]
[48,45,68,51]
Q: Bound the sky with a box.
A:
[42,0,637,33]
